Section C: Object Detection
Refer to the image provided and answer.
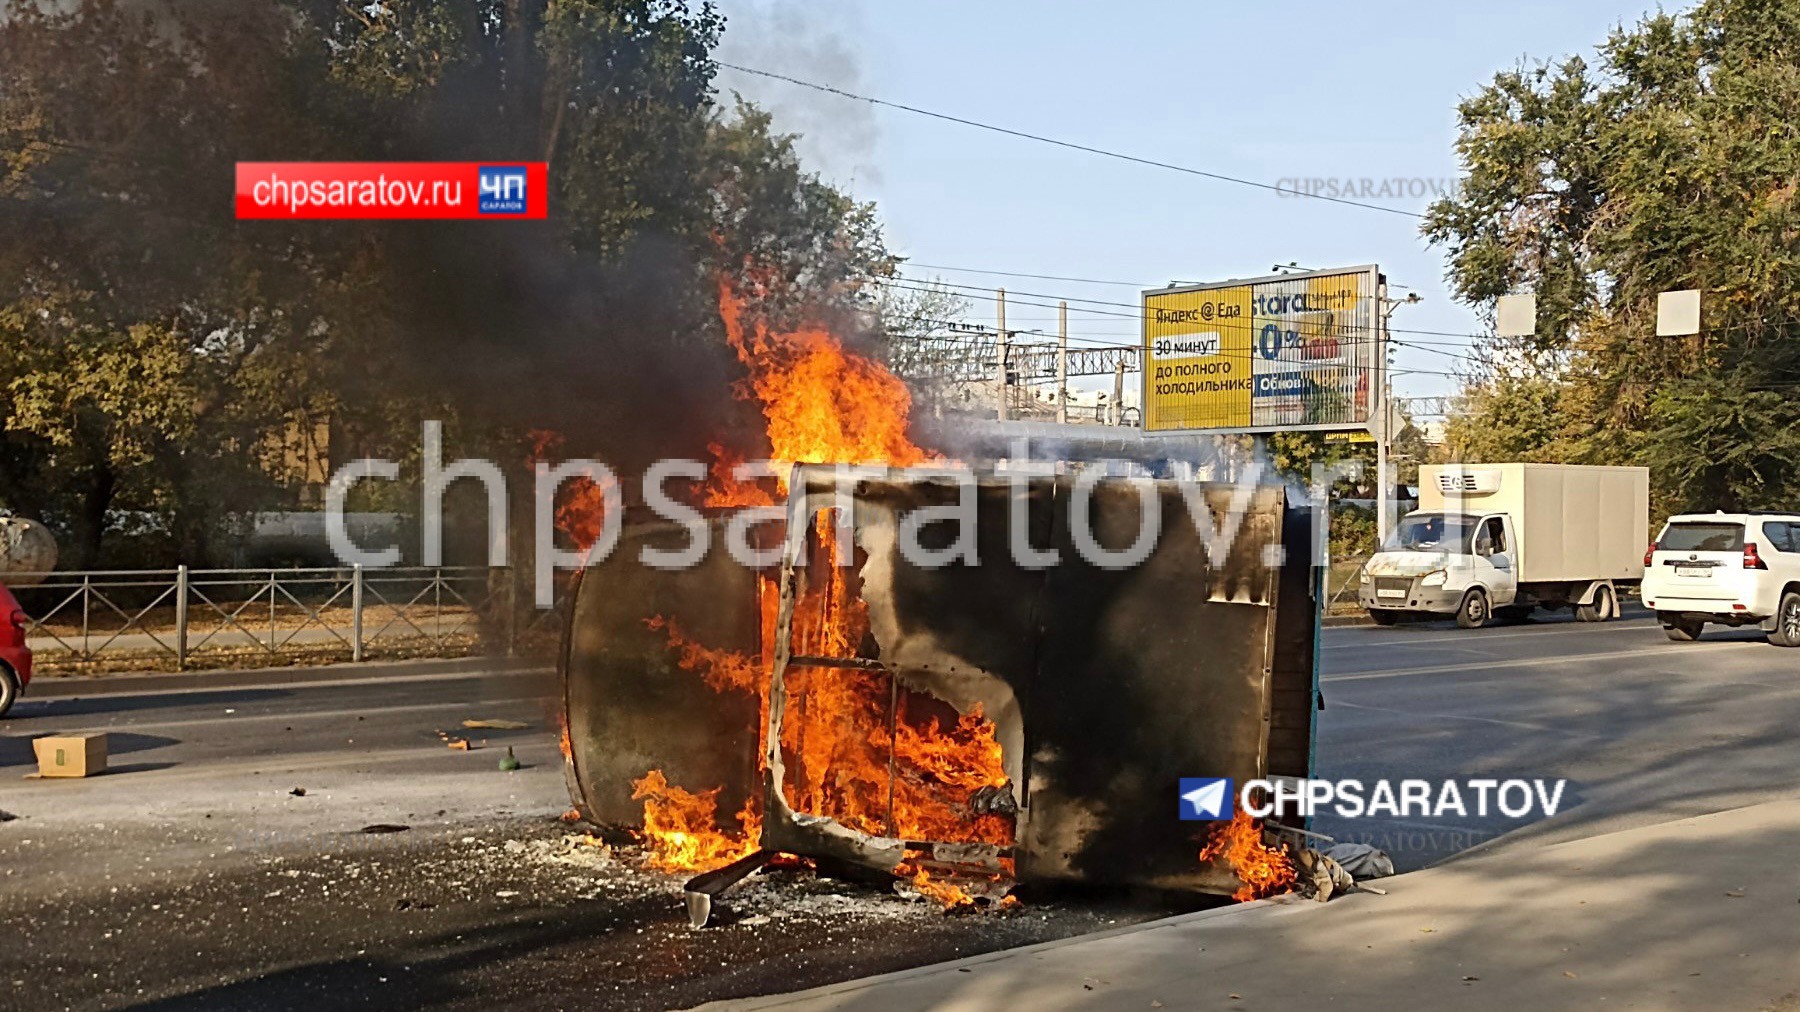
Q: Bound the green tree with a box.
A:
[1442,363,1568,464]
[0,0,900,565]
[1265,407,1429,495]
[0,1,350,562]
[1424,0,1800,511]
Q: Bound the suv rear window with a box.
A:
[1759,520,1800,552]
[1658,522,1744,552]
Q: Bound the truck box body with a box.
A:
[1419,463,1649,584]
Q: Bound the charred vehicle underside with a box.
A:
[559,466,1321,921]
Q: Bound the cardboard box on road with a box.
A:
[32,733,109,777]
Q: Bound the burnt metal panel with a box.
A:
[759,469,1298,894]
[562,518,762,827]
[1018,481,1284,892]
[561,469,1319,897]
[846,475,1050,685]
[758,474,1040,867]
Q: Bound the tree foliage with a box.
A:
[1424,0,1800,514]
[1441,361,1567,464]
[0,0,897,565]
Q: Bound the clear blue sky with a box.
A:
[714,0,1659,406]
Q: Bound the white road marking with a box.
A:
[1322,621,1656,650]
[1329,699,1580,734]
[17,696,558,735]
[22,664,553,703]
[1322,641,1764,682]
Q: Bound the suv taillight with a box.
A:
[1745,543,1767,570]
[1644,542,1657,567]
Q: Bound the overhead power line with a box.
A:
[900,262,1148,288]
[904,260,1424,295]
[718,62,1426,220]
[893,326,1142,381]
[885,308,1475,381]
[873,276,1489,350]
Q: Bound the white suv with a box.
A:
[1642,512,1800,645]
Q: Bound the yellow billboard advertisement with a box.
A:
[1143,284,1254,430]
[1143,265,1380,434]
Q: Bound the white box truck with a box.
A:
[1358,463,1649,629]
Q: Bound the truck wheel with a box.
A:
[1662,616,1704,642]
[1455,589,1489,629]
[1767,592,1800,647]
[0,664,17,719]
[1575,584,1616,623]
[1368,608,1400,626]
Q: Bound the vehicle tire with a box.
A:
[1368,608,1400,626]
[1662,617,1704,642]
[0,663,17,719]
[1495,605,1534,624]
[1576,584,1616,623]
[1767,592,1800,647]
[1455,589,1489,630]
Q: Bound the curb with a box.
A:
[22,655,549,698]
[707,894,1318,1010]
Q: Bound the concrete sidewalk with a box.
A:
[712,799,1800,1010]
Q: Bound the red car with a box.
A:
[0,582,31,717]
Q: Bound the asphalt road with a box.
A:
[1,609,1796,1007]
[0,664,1185,1010]
[1313,608,1800,867]
[0,663,569,897]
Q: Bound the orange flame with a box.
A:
[1198,810,1297,902]
[630,769,761,874]
[627,617,769,874]
[899,861,977,908]
[704,282,935,507]
[527,428,610,552]
[895,859,1019,910]
[644,615,763,697]
[701,440,777,508]
[630,283,1012,888]
[717,281,932,472]
[771,518,1015,849]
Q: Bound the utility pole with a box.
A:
[1374,280,1412,548]
[1374,283,1423,546]
[1375,280,1391,546]
[996,288,1009,422]
[1056,301,1069,425]
[1111,359,1126,425]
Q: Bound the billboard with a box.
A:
[1142,265,1381,434]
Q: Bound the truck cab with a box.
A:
[1358,463,1648,630]
[1360,510,1519,627]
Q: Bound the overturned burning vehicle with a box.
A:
[556,457,1325,920]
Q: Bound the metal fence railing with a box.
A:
[7,566,562,671]
[1325,554,1372,615]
